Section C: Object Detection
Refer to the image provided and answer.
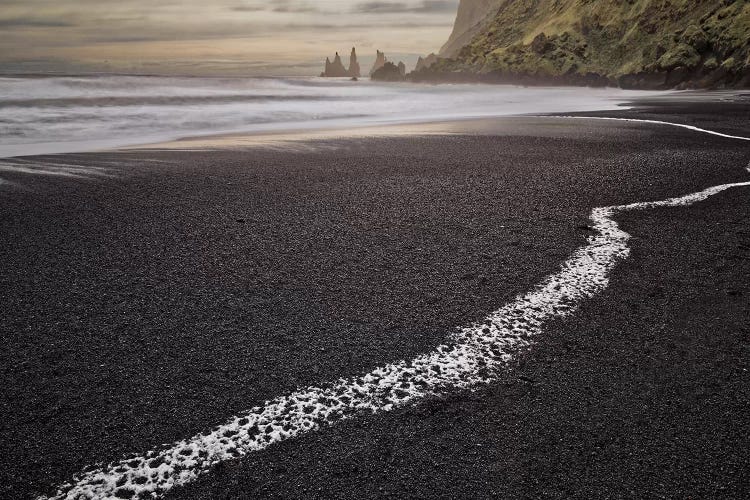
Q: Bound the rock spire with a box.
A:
[321,47,362,77]
[369,50,387,76]
[348,47,361,78]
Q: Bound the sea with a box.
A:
[0,75,648,158]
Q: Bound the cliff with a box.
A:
[439,0,499,58]
[426,0,750,89]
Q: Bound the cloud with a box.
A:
[0,17,75,28]
[0,0,460,75]
[353,1,457,14]
[233,1,321,14]
[279,21,453,30]
[233,0,457,15]
[232,6,266,12]
[272,6,318,13]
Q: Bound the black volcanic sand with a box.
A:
[0,106,748,499]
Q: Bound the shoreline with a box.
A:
[3,79,746,161]
[111,89,750,155]
[127,88,750,154]
[0,82,657,160]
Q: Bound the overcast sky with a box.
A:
[0,0,459,75]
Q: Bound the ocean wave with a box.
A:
[0,76,650,158]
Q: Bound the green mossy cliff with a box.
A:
[414,0,750,88]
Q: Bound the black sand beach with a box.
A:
[1,95,749,499]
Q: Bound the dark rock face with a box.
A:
[371,62,406,82]
[412,65,747,90]
[618,65,750,90]
[617,72,671,90]
[410,68,613,87]
[415,53,438,72]
[321,48,361,78]
[530,33,552,55]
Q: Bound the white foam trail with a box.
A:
[551,115,750,141]
[41,179,750,500]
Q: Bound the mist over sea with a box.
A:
[0,75,648,158]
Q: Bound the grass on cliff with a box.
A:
[435,0,749,83]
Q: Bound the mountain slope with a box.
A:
[439,0,501,58]
[423,0,750,88]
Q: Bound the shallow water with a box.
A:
[0,75,651,158]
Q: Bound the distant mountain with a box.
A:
[421,0,750,88]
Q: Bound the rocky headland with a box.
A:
[412,0,750,89]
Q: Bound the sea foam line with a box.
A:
[43,119,750,500]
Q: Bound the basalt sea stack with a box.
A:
[321,47,361,78]
[369,50,387,76]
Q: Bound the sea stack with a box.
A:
[369,50,387,76]
[321,47,362,77]
[331,52,348,77]
[320,52,349,77]
[348,47,361,78]
[371,61,406,82]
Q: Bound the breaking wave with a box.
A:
[0,75,647,158]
